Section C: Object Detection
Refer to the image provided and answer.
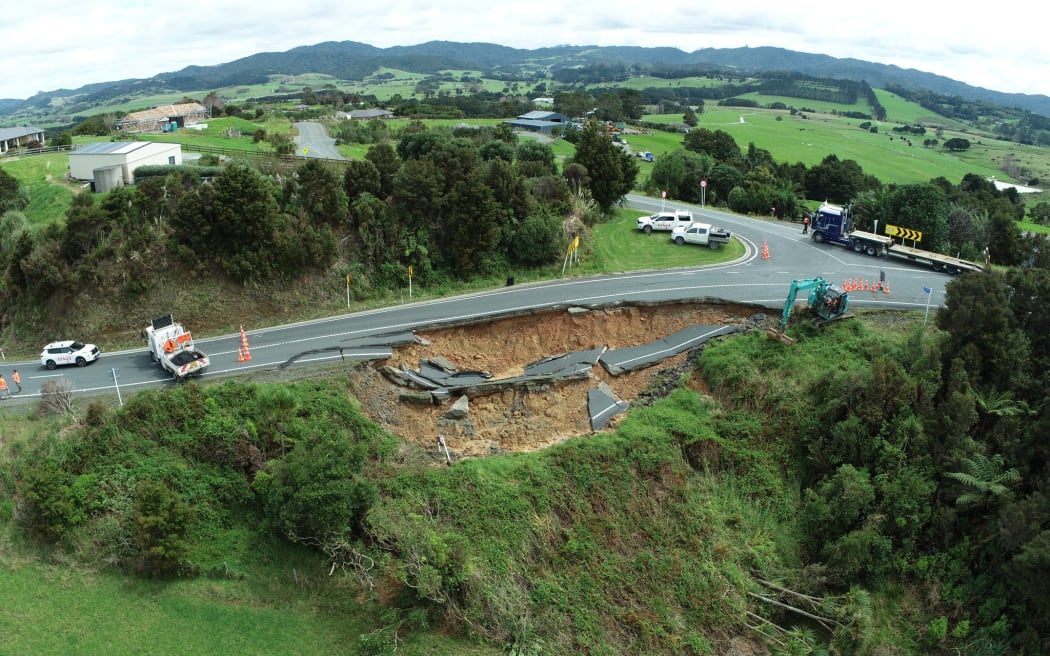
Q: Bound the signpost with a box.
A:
[408,265,413,299]
[110,368,123,407]
[923,286,933,326]
[699,179,707,208]
[345,274,351,309]
[660,189,666,211]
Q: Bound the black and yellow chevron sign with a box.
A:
[885,224,923,241]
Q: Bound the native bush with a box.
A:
[133,478,192,576]
[17,461,81,540]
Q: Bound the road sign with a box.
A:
[700,180,707,188]
[661,190,666,198]
[885,224,923,241]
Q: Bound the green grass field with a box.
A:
[0,559,497,655]
[588,210,745,272]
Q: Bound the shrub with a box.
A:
[17,462,79,540]
[37,379,76,417]
[133,479,192,576]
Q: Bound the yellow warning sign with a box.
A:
[885,224,922,241]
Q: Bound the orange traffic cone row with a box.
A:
[762,240,770,260]
[238,325,252,362]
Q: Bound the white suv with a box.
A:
[40,340,101,369]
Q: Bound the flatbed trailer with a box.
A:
[810,202,983,274]
[882,241,983,274]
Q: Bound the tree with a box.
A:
[553,91,595,118]
[683,108,698,127]
[684,127,741,164]
[365,143,399,199]
[254,432,378,543]
[650,150,715,203]
[437,169,501,277]
[515,140,557,178]
[62,192,110,262]
[172,164,284,281]
[594,92,624,121]
[943,137,971,151]
[133,479,192,576]
[936,271,1031,392]
[0,167,28,214]
[885,183,950,253]
[707,163,744,204]
[201,91,225,115]
[479,139,514,163]
[18,461,78,540]
[568,120,638,214]
[804,155,876,204]
[1028,201,1050,226]
[286,159,348,225]
[344,159,382,201]
[618,89,644,120]
[509,214,564,266]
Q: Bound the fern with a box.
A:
[946,453,1020,506]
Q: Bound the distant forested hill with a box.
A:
[3,40,1049,120]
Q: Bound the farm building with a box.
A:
[69,141,182,190]
[0,126,46,154]
[335,108,395,120]
[115,103,210,133]
[504,110,570,135]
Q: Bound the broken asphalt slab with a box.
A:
[599,325,741,375]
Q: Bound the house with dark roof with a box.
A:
[0,126,46,154]
[504,110,570,135]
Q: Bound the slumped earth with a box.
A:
[347,302,763,459]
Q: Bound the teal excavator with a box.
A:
[767,278,851,344]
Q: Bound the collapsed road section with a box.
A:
[282,301,765,459]
[382,323,742,432]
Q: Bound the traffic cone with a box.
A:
[883,281,890,294]
[762,240,770,260]
[238,325,252,362]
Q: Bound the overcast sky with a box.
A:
[3,1,1048,101]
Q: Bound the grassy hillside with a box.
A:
[1,309,998,655]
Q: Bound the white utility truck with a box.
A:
[637,210,694,233]
[670,222,733,250]
[144,314,210,381]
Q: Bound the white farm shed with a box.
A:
[69,141,183,185]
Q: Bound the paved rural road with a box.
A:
[8,195,957,402]
[294,121,345,160]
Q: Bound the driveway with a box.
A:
[294,121,345,160]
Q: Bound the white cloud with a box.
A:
[2,0,1047,100]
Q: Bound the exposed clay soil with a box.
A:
[347,302,767,459]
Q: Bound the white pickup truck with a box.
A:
[637,210,693,234]
[670,222,732,250]
[144,314,210,382]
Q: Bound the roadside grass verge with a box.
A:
[587,208,745,273]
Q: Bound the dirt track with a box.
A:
[348,302,763,459]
